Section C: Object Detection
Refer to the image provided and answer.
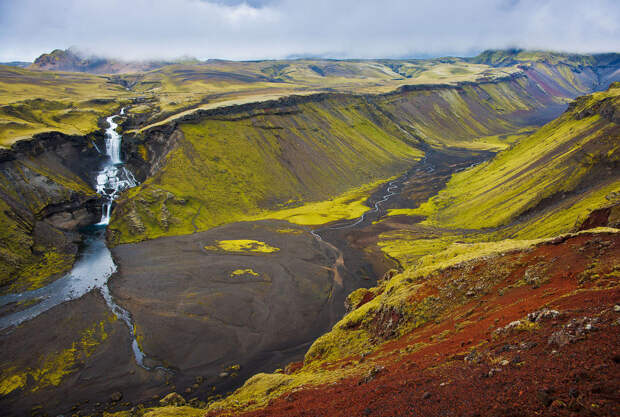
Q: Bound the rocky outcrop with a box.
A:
[578,202,620,230]
[121,122,184,182]
[0,131,102,291]
[571,83,620,123]
[30,48,170,74]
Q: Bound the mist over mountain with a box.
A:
[29,48,180,74]
[1,0,619,62]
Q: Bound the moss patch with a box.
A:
[207,240,280,254]
[230,269,260,278]
[0,320,109,395]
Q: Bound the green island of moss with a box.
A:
[230,269,261,277]
[206,239,280,253]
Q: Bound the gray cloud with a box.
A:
[0,0,618,62]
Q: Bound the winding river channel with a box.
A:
[0,110,154,369]
[0,110,422,372]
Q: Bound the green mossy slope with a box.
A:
[379,84,619,268]
[108,96,424,244]
[413,83,620,236]
[109,68,598,244]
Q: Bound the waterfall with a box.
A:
[104,114,122,164]
[0,108,168,371]
[95,109,137,225]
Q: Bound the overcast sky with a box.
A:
[0,0,618,62]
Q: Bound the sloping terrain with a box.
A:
[108,68,605,245]
[0,132,104,292]
[470,49,620,89]
[107,93,426,245]
[0,65,131,146]
[376,83,620,270]
[10,49,617,146]
[124,81,620,417]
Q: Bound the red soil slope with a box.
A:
[224,232,619,417]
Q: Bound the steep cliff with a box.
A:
[107,67,608,245]
[0,132,102,292]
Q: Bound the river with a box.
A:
[0,110,421,369]
[0,109,156,369]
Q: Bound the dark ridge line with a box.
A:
[138,72,529,134]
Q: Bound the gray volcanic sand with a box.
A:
[0,219,371,416]
[0,292,166,416]
[109,219,365,398]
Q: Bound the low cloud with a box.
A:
[0,0,618,61]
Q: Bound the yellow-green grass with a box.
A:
[377,230,464,267]
[251,177,396,226]
[509,181,620,239]
[457,127,537,151]
[0,65,131,145]
[104,406,205,417]
[207,356,382,416]
[207,240,279,253]
[230,269,260,277]
[108,97,423,245]
[0,319,110,396]
[143,407,206,417]
[375,85,619,266]
[408,86,620,231]
[472,49,600,68]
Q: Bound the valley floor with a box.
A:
[0,52,618,417]
[0,147,490,416]
[220,231,620,417]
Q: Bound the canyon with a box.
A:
[0,49,618,417]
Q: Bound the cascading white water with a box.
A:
[95,110,137,225]
[104,114,122,164]
[0,108,168,371]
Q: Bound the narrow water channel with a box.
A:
[0,110,160,370]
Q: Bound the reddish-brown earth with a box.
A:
[218,232,619,417]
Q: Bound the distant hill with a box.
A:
[469,48,620,66]
[470,49,620,91]
[29,48,181,74]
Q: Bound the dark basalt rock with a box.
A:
[0,130,103,289]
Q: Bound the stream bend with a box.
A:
[0,110,169,372]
